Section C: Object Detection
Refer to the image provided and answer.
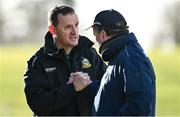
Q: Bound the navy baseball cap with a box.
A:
[87,9,128,30]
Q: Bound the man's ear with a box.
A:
[101,30,110,42]
[48,25,56,35]
[101,30,107,39]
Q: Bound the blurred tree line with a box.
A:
[153,1,180,48]
[0,2,4,43]
[167,1,180,45]
[0,0,74,44]
[0,0,179,47]
[165,1,180,45]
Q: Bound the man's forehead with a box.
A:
[57,13,79,25]
[57,12,77,18]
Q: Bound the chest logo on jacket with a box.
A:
[81,57,92,69]
[94,65,117,111]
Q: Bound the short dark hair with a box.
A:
[48,5,75,27]
[93,24,129,37]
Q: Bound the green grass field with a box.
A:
[0,44,180,116]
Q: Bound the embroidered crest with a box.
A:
[82,58,91,68]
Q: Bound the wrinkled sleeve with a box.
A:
[118,56,153,116]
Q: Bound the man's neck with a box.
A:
[54,38,73,55]
[64,47,72,55]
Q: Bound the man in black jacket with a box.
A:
[24,5,106,116]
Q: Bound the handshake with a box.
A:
[67,71,92,92]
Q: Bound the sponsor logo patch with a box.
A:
[45,67,56,72]
[82,58,91,69]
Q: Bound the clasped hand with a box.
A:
[67,71,92,92]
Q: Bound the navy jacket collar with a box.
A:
[99,33,137,62]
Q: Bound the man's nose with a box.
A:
[72,26,78,34]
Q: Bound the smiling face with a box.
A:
[54,13,79,52]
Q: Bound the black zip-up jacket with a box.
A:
[24,32,106,116]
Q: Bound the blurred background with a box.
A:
[0,0,179,116]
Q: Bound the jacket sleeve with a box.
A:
[24,55,76,115]
[118,55,154,116]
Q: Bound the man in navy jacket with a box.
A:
[88,9,156,116]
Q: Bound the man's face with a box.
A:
[55,13,79,49]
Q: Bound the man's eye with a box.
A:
[66,25,71,28]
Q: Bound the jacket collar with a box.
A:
[44,31,59,56]
[99,33,137,62]
[44,31,94,57]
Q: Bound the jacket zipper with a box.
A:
[65,55,72,74]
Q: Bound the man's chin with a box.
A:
[71,42,78,47]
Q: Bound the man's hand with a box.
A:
[67,72,92,92]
